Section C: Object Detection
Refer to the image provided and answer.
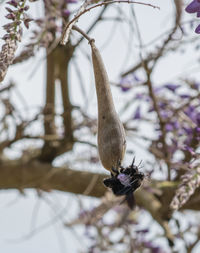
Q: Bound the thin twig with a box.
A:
[74,5,108,48]
[61,0,160,45]
[61,0,91,45]
[0,83,14,93]
[72,25,94,43]
[144,64,172,180]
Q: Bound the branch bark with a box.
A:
[1,161,200,212]
[2,160,200,245]
[0,161,105,197]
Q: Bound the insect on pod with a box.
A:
[103,158,144,209]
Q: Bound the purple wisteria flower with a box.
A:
[0,0,32,82]
[164,83,180,92]
[170,166,200,210]
[185,0,200,34]
[65,0,77,3]
[133,105,141,120]
[121,85,131,92]
[195,24,200,33]
[62,9,70,17]
[120,76,132,92]
[185,0,200,13]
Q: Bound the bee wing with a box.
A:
[119,193,135,209]
[115,178,138,195]
[115,185,133,195]
[126,193,135,209]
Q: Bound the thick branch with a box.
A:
[2,160,200,245]
[40,43,74,162]
[0,162,105,197]
[56,44,74,144]
[40,49,56,162]
[1,162,200,212]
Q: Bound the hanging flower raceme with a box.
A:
[0,0,33,82]
[185,0,200,33]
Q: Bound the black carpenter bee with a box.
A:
[103,158,144,209]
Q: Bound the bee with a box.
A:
[103,158,144,209]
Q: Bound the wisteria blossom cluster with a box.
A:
[185,0,200,33]
[0,0,32,82]
[73,204,166,253]
[120,74,200,209]
[12,0,78,65]
[170,164,200,210]
[0,0,78,76]
[2,0,32,41]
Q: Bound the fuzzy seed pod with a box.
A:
[90,39,126,171]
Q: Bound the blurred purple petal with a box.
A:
[173,121,179,129]
[143,241,164,253]
[196,127,200,132]
[133,106,141,120]
[160,110,171,119]
[193,82,200,89]
[136,228,149,233]
[1,34,10,40]
[154,87,163,94]
[5,13,15,20]
[135,93,143,99]
[148,107,154,113]
[164,83,180,92]
[180,94,190,99]
[5,7,13,13]
[121,85,131,92]
[7,0,18,8]
[195,24,200,33]
[165,123,174,131]
[158,101,167,109]
[133,74,141,82]
[185,0,200,13]
[184,146,196,155]
[24,5,30,11]
[65,0,77,3]
[62,9,70,17]
[183,126,193,135]
[184,106,200,124]
[120,76,132,92]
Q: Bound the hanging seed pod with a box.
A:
[89,39,126,171]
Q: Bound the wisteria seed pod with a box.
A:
[89,39,126,171]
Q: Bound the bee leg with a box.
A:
[117,159,125,173]
[117,159,122,168]
[119,167,124,173]
[111,166,119,176]
[137,159,142,168]
[131,156,136,166]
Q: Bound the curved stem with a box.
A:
[72,25,94,43]
[61,0,159,45]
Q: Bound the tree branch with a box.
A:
[61,0,159,45]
